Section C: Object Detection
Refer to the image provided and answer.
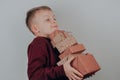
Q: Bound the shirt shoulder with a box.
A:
[27,37,50,56]
[31,37,50,46]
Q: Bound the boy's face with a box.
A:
[33,10,58,37]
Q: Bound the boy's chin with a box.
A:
[54,28,59,32]
[50,30,56,34]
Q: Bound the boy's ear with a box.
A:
[31,24,39,35]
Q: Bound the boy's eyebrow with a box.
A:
[43,15,56,18]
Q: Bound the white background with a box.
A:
[0,0,120,80]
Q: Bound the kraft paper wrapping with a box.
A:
[59,44,85,59]
[49,30,77,53]
[72,53,101,78]
[57,53,101,78]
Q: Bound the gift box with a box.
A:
[49,30,77,53]
[49,30,66,44]
[55,37,77,53]
[72,53,101,78]
[59,44,86,59]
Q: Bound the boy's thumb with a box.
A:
[67,55,75,63]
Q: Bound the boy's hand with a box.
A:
[63,55,83,80]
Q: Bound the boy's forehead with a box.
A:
[36,10,55,17]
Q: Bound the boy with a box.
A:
[25,6,83,80]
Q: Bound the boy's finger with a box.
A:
[67,55,75,63]
[71,73,83,80]
[72,67,83,78]
[69,77,72,80]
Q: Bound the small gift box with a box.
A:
[49,30,77,53]
[72,53,101,78]
[59,44,85,59]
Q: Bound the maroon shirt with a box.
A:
[27,37,68,80]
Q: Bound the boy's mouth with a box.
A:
[52,25,58,29]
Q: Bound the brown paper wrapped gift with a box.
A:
[49,30,66,43]
[72,53,101,78]
[49,30,77,53]
[59,44,86,59]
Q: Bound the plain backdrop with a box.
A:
[0,0,120,80]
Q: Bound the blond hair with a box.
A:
[25,6,52,33]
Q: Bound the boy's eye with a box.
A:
[54,18,56,21]
[45,18,56,22]
[46,19,50,21]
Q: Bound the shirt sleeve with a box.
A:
[27,38,66,80]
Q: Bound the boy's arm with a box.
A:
[27,39,66,80]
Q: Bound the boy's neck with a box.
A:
[36,34,48,38]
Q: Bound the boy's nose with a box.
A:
[51,19,56,23]
[53,20,56,23]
